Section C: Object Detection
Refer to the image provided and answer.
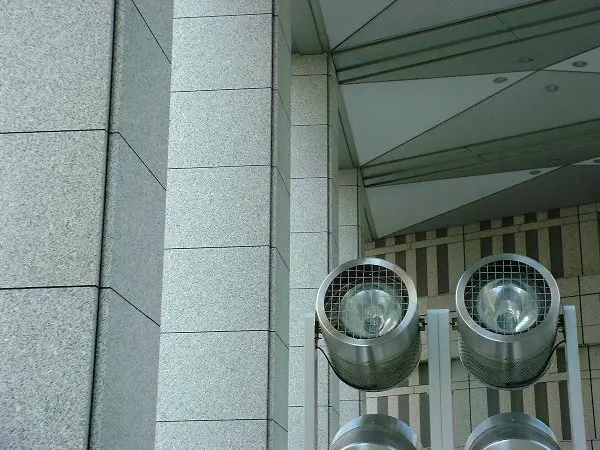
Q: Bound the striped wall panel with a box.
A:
[363,203,600,448]
[366,350,598,448]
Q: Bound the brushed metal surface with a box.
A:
[456,254,560,389]
[316,258,421,391]
[330,414,421,450]
[465,413,560,450]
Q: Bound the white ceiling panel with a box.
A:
[337,32,515,83]
[366,168,555,237]
[496,0,593,28]
[338,0,536,50]
[342,72,531,165]
[347,21,600,83]
[334,16,508,70]
[319,0,394,49]
[546,46,600,73]
[397,165,599,234]
[510,9,600,39]
[574,156,600,165]
[373,71,600,164]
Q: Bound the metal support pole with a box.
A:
[428,309,454,450]
[304,313,318,450]
[563,305,586,450]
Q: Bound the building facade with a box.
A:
[2,1,600,449]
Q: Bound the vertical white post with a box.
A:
[304,313,318,450]
[428,309,454,450]
[563,305,586,450]
[438,310,454,449]
[428,310,442,449]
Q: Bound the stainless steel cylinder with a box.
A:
[456,254,561,389]
[316,258,420,391]
[330,414,421,450]
[465,413,560,450]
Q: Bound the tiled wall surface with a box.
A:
[364,204,600,448]
[1,0,171,447]
[156,1,291,448]
[288,54,341,450]
[90,0,172,447]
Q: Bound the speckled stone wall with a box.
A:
[155,1,291,448]
[337,168,367,426]
[363,204,600,449]
[0,0,172,447]
[288,54,341,450]
[89,0,172,447]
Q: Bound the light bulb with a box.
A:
[476,279,540,334]
[339,283,405,338]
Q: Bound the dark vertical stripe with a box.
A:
[480,220,492,230]
[502,216,514,227]
[556,347,566,373]
[416,231,427,241]
[559,380,571,440]
[420,393,430,447]
[548,208,561,219]
[481,237,493,257]
[487,388,500,416]
[374,238,386,248]
[549,226,564,278]
[525,212,537,223]
[416,247,428,297]
[511,390,524,413]
[395,235,406,245]
[396,251,406,271]
[398,395,410,424]
[437,244,450,294]
[377,396,388,414]
[503,234,516,253]
[534,383,549,426]
[419,362,429,385]
[436,228,448,238]
[525,229,539,260]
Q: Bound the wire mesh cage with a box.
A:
[463,259,552,335]
[456,254,561,390]
[324,264,410,339]
[316,258,420,391]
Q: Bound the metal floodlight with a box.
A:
[456,254,561,389]
[330,415,421,450]
[465,413,560,450]
[316,258,420,391]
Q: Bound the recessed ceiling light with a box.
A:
[518,57,534,63]
[545,84,559,92]
[529,170,541,175]
[572,61,588,68]
[493,77,508,84]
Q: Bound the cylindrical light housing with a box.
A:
[465,413,560,449]
[456,253,561,389]
[316,258,420,391]
[330,414,421,450]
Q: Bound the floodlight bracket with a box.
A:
[304,307,586,450]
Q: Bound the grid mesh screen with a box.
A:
[463,259,552,335]
[459,335,554,389]
[324,264,409,339]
